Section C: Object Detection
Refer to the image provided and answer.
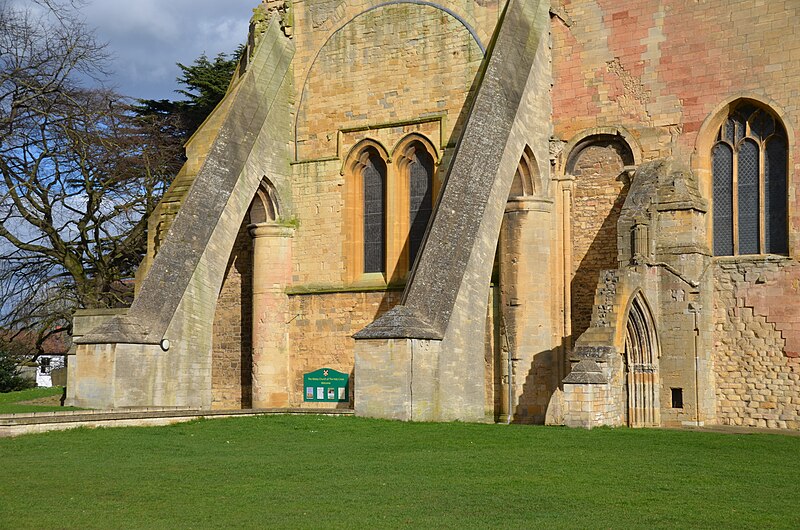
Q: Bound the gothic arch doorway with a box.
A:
[623,293,660,427]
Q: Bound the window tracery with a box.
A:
[712,103,788,256]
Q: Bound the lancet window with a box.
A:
[345,135,438,282]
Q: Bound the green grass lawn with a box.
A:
[0,387,78,414]
[1,415,798,529]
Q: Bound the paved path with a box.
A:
[0,407,354,437]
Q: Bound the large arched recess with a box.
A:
[294,2,485,161]
[564,129,637,342]
[210,178,283,410]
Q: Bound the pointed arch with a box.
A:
[694,95,794,257]
[344,139,390,281]
[509,144,543,199]
[622,291,660,427]
[341,138,391,176]
[391,132,439,162]
[706,99,789,256]
[393,133,440,269]
[344,133,442,283]
[249,177,281,225]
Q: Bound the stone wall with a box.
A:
[289,0,501,59]
[290,160,346,286]
[562,382,618,429]
[211,265,405,409]
[73,0,800,425]
[287,290,402,406]
[203,1,505,411]
[552,0,799,150]
[211,220,253,410]
[552,0,800,248]
[714,258,800,428]
[569,141,629,341]
[552,0,800,430]
[288,1,496,286]
[486,285,501,421]
[293,0,495,161]
[354,0,553,422]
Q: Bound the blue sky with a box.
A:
[80,0,257,100]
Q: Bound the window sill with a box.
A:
[714,253,792,262]
[351,272,388,289]
[286,275,406,296]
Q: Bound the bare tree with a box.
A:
[0,0,184,356]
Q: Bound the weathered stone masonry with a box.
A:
[68,0,800,432]
[714,259,800,429]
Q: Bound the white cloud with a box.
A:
[80,0,258,99]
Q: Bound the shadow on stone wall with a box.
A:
[337,368,356,410]
[335,290,399,411]
[570,177,629,342]
[238,241,253,409]
[212,218,253,409]
[511,337,568,425]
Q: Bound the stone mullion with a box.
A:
[758,137,766,253]
[386,158,406,284]
[732,143,739,255]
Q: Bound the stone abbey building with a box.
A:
[68,0,800,429]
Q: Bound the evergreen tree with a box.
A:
[137,46,244,139]
[0,349,34,393]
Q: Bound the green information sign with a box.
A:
[303,368,349,402]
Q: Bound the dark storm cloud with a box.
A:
[80,0,258,100]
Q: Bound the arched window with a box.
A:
[344,135,438,283]
[362,149,387,273]
[407,143,434,266]
[712,103,788,256]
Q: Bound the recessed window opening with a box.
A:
[671,388,684,409]
[408,144,434,267]
[712,102,788,256]
[363,149,387,273]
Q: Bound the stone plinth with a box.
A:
[354,337,443,421]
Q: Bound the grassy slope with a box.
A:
[0,387,79,414]
[0,387,63,404]
[1,415,798,529]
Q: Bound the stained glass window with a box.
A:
[737,139,759,255]
[712,103,788,256]
[713,143,734,256]
[408,146,434,267]
[363,150,386,273]
[350,137,437,279]
[765,137,788,255]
